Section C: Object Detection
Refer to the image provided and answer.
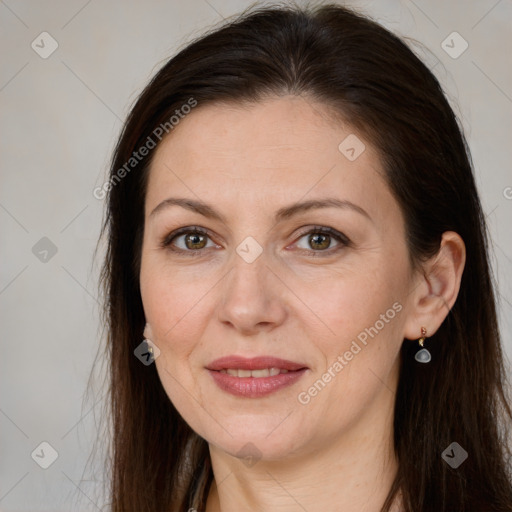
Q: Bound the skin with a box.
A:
[139,95,466,512]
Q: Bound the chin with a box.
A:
[202,416,306,462]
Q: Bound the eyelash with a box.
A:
[160,225,351,258]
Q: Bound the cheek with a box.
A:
[140,265,212,418]
[293,265,401,349]
[140,256,215,352]
[292,262,406,410]
[298,296,403,437]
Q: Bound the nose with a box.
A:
[216,250,288,336]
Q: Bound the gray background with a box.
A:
[1,0,511,510]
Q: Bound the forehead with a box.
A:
[145,95,397,223]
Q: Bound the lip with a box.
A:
[206,355,308,372]
[206,355,308,398]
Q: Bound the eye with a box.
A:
[292,226,350,256]
[160,226,219,255]
[160,225,351,257]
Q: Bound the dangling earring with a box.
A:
[414,326,431,363]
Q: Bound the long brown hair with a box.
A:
[95,2,512,510]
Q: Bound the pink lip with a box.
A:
[206,355,308,398]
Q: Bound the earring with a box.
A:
[143,323,154,358]
[414,326,431,363]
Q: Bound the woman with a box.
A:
[97,2,512,511]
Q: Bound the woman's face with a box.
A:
[140,95,419,461]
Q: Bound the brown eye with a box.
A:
[183,232,208,250]
[308,233,331,250]
[161,226,217,255]
[293,226,350,256]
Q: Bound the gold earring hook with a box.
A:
[418,326,427,346]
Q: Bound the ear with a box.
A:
[143,322,154,341]
[403,231,466,340]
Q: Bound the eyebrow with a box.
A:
[149,197,372,223]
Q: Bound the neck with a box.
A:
[204,386,401,512]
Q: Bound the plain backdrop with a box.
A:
[1,0,511,510]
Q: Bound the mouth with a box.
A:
[206,355,308,372]
[206,355,308,397]
[217,367,292,377]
